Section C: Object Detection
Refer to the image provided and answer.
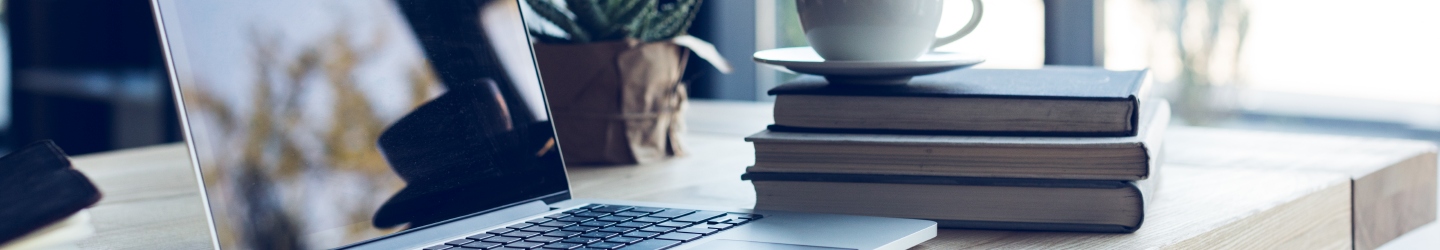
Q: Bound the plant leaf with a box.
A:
[611,0,654,29]
[527,0,591,42]
[640,0,702,42]
[566,0,614,40]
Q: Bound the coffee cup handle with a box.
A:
[933,0,984,49]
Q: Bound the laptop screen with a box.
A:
[154,0,570,248]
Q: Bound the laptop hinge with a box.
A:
[342,200,551,250]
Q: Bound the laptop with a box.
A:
[149,0,936,249]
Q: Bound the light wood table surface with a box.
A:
[56,100,1438,249]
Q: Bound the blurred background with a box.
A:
[3,0,1439,159]
[3,0,178,155]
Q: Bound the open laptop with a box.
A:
[150,0,936,249]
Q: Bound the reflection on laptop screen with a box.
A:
[159,0,568,248]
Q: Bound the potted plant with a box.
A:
[524,0,729,165]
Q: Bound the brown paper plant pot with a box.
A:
[533,38,689,165]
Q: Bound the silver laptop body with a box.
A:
[150,0,935,249]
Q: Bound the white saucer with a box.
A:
[753,47,985,85]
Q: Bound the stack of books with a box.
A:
[742,66,1170,233]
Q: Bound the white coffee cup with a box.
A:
[796,0,984,61]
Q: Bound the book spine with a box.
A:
[1136,99,1171,180]
[766,124,1139,137]
[742,171,1135,189]
[932,219,1139,233]
[751,179,1150,233]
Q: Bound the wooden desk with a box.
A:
[57,101,1437,249]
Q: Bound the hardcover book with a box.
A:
[748,100,1170,180]
[742,171,1158,233]
[769,66,1152,136]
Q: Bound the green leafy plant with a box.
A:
[526,0,704,43]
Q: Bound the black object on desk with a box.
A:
[0,140,102,245]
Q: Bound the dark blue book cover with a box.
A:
[768,67,1151,136]
[742,171,1157,233]
[770,66,1148,100]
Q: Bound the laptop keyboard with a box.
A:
[423,204,763,250]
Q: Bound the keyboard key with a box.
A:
[463,241,504,249]
[543,230,582,238]
[446,239,475,246]
[582,231,619,239]
[583,204,607,209]
[655,232,702,242]
[616,239,681,250]
[630,217,666,223]
[561,237,602,244]
[676,226,718,235]
[488,228,516,235]
[503,231,541,238]
[508,223,534,229]
[572,211,609,218]
[706,223,735,230]
[495,248,529,250]
[423,245,453,250]
[705,218,733,225]
[729,213,762,219]
[703,215,737,224]
[468,233,496,240]
[527,218,554,224]
[581,221,616,228]
[542,242,584,249]
[520,226,559,233]
[646,209,694,218]
[655,222,689,228]
[587,242,625,249]
[671,211,725,223]
[629,207,665,213]
[590,206,634,213]
[545,213,568,219]
[482,236,523,244]
[556,216,592,223]
[614,222,652,228]
[637,226,676,233]
[622,231,659,238]
[596,216,633,223]
[561,226,600,233]
[540,221,577,228]
[526,236,564,244]
[506,241,544,249]
[704,214,759,225]
[613,211,650,217]
[597,226,637,234]
[605,236,643,244]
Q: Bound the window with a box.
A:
[1106,0,1440,132]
